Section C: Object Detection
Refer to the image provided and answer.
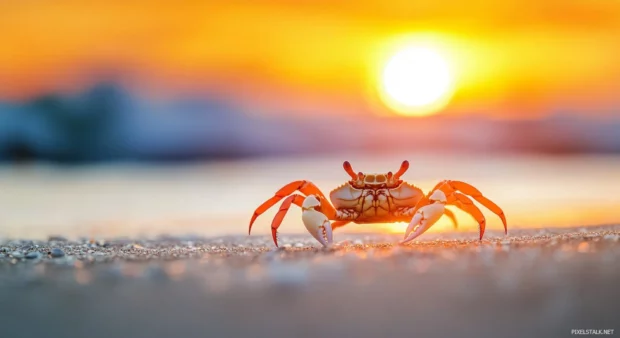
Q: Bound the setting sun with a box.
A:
[380,46,454,116]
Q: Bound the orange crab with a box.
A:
[249,160,507,247]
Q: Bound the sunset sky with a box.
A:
[1,0,619,118]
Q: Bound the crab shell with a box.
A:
[329,174,425,223]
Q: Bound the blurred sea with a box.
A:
[2,84,620,164]
[1,152,619,240]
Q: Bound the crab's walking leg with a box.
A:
[451,193,486,240]
[441,181,507,234]
[270,194,305,246]
[444,209,458,229]
[249,180,335,234]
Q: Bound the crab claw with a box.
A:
[301,195,334,247]
[403,212,423,241]
[401,198,446,244]
[315,222,333,247]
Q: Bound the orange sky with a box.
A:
[1,0,619,117]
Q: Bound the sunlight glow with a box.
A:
[379,46,454,116]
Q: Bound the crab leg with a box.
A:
[444,209,458,229]
[408,194,431,218]
[269,194,305,246]
[414,195,430,209]
[248,180,335,234]
[450,193,487,240]
[440,180,507,233]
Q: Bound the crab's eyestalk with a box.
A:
[343,161,357,180]
[393,160,410,179]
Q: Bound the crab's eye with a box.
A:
[387,171,393,178]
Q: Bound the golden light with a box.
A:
[379,46,454,116]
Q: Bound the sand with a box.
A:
[1,225,619,338]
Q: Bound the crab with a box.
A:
[248,160,507,247]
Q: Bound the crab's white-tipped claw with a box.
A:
[404,213,423,240]
[314,222,333,247]
[401,221,430,244]
[402,215,429,244]
[306,220,333,248]
[401,204,445,244]
[301,196,333,247]
[311,228,327,246]
[324,222,333,243]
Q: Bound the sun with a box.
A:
[379,46,454,116]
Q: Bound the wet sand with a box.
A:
[1,225,619,338]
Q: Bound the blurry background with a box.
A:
[1,0,619,239]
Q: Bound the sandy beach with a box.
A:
[1,225,619,338]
